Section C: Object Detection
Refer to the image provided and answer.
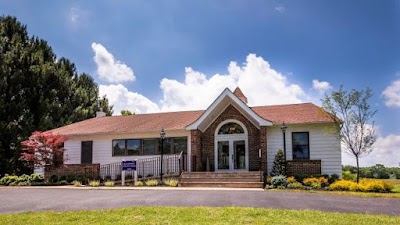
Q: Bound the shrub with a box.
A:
[17,181,30,186]
[328,174,339,184]
[48,174,59,183]
[265,176,272,185]
[145,179,159,186]
[72,180,82,187]
[0,174,19,186]
[125,174,133,180]
[89,180,100,187]
[164,179,179,187]
[265,184,275,189]
[287,182,303,189]
[270,149,285,176]
[30,173,44,183]
[271,175,286,188]
[105,175,112,181]
[17,174,31,183]
[302,177,320,186]
[318,177,329,187]
[342,170,356,181]
[357,179,393,193]
[104,181,115,187]
[286,176,296,184]
[134,181,144,187]
[311,182,322,189]
[58,180,69,185]
[329,180,357,191]
[146,174,154,178]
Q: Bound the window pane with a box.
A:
[174,137,187,154]
[113,140,126,156]
[218,122,244,134]
[161,138,171,154]
[292,132,309,159]
[127,139,141,156]
[143,139,157,155]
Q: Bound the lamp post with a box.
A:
[280,122,287,175]
[160,128,166,183]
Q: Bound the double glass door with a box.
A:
[217,140,246,171]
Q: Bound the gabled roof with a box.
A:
[49,91,334,137]
[50,110,203,136]
[252,103,334,125]
[186,88,272,131]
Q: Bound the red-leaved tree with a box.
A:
[20,131,68,167]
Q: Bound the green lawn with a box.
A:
[0,207,399,225]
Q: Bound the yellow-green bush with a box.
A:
[134,181,144,186]
[145,179,159,186]
[302,177,320,186]
[72,180,82,187]
[104,181,115,187]
[318,177,329,186]
[330,179,393,192]
[287,176,296,184]
[88,180,100,187]
[164,179,179,187]
[329,180,358,191]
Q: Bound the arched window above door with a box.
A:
[218,122,245,134]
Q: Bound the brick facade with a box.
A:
[191,104,267,174]
[44,164,100,180]
[286,160,321,176]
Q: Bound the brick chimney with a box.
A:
[233,87,248,104]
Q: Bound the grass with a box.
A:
[0,206,399,225]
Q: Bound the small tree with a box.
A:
[323,86,377,183]
[20,131,68,167]
[120,110,134,116]
[271,149,286,176]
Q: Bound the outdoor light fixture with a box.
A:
[160,128,166,182]
[280,122,287,175]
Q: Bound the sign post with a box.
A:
[122,160,137,186]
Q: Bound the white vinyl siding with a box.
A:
[64,130,191,165]
[267,124,341,176]
[64,140,81,164]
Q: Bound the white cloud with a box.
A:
[312,79,332,93]
[99,84,159,115]
[91,42,135,83]
[382,79,400,108]
[274,5,286,13]
[159,54,304,111]
[342,134,400,167]
[69,7,80,23]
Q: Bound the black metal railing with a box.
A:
[100,153,187,181]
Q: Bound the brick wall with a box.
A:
[200,104,263,172]
[45,164,100,179]
[286,160,321,176]
[190,129,202,171]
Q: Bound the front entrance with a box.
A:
[215,120,248,171]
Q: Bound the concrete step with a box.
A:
[180,178,261,182]
[181,172,261,179]
[179,182,264,188]
[179,172,263,188]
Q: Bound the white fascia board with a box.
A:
[186,88,272,131]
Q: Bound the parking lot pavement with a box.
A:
[0,187,399,215]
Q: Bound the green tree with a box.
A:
[120,110,134,116]
[323,86,377,183]
[270,149,286,176]
[0,16,113,175]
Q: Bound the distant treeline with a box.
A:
[343,164,400,179]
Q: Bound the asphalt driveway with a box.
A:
[0,187,399,215]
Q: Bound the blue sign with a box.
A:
[122,160,136,171]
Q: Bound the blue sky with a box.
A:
[1,0,399,166]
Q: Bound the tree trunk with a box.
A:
[356,156,360,183]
